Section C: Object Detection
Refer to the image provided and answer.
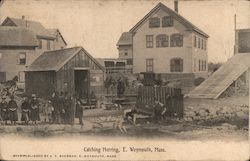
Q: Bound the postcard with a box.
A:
[0,0,249,160]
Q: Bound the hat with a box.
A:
[31,94,36,97]
[48,100,51,103]
[2,96,6,99]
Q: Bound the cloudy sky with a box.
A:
[0,0,249,62]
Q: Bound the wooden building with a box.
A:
[0,16,67,83]
[25,47,105,99]
[117,2,209,80]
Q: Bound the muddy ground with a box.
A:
[0,96,248,141]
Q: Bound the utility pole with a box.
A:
[234,14,238,55]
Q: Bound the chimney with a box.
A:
[174,0,178,13]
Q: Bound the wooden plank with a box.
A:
[188,54,250,99]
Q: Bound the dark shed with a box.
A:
[25,47,105,99]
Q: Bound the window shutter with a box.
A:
[170,35,174,47]
[170,59,174,72]
[180,59,183,72]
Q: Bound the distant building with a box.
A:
[116,32,133,70]
[0,16,67,83]
[117,2,209,83]
[96,58,132,75]
[235,29,250,54]
[25,47,104,99]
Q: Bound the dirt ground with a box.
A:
[0,96,248,141]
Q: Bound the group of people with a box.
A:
[0,91,86,126]
[0,94,40,125]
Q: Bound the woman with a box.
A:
[8,95,18,125]
[0,96,9,125]
[29,94,40,124]
[21,97,30,125]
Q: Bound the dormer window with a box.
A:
[162,16,173,27]
[149,17,160,28]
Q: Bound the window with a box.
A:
[198,60,201,71]
[194,58,196,72]
[170,34,183,47]
[170,58,183,72]
[201,39,204,49]
[198,38,200,49]
[18,71,25,83]
[146,35,153,48]
[38,39,42,49]
[194,36,197,48]
[204,60,207,71]
[146,59,153,72]
[47,40,51,50]
[124,49,128,56]
[127,59,133,65]
[19,52,26,65]
[156,34,168,47]
[201,60,204,71]
[204,40,207,50]
[162,16,173,27]
[149,17,160,28]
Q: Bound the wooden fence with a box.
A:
[136,86,184,118]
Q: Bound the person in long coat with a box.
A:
[29,94,40,124]
[50,92,59,123]
[0,96,9,125]
[117,77,125,98]
[64,92,71,124]
[21,97,30,125]
[75,97,84,126]
[8,95,18,125]
[58,92,65,124]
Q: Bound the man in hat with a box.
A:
[29,94,40,124]
[117,77,125,98]
[0,96,9,125]
[8,95,18,125]
[21,96,30,125]
[153,100,166,123]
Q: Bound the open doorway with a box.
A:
[74,70,89,98]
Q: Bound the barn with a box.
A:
[25,47,105,99]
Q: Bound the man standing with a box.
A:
[51,92,59,123]
[29,94,40,124]
[58,92,65,124]
[117,77,125,98]
[8,95,18,125]
[0,96,9,125]
[75,97,84,127]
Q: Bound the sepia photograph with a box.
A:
[0,0,249,160]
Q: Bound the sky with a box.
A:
[0,0,250,63]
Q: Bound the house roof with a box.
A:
[129,2,209,38]
[47,28,67,45]
[116,32,133,46]
[0,26,38,47]
[27,47,104,72]
[2,17,55,39]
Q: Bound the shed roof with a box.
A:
[2,17,55,39]
[0,26,38,47]
[27,47,104,72]
[129,2,209,38]
[116,32,133,46]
